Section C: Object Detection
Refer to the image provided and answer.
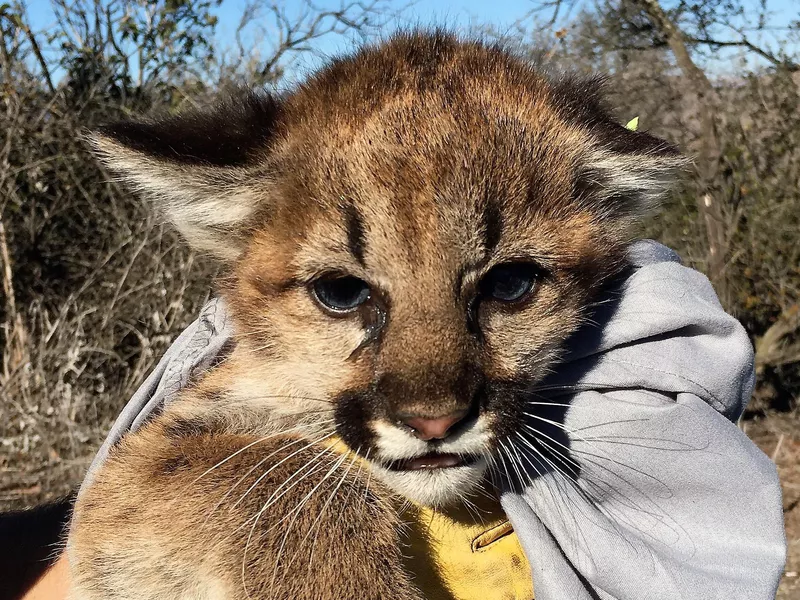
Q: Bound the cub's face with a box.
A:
[92,33,683,506]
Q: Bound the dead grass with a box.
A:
[747,412,800,599]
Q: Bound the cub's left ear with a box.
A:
[583,120,689,218]
[89,90,282,261]
[553,75,688,219]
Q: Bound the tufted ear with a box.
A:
[550,74,688,220]
[89,91,282,261]
[580,121,689,221]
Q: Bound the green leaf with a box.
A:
[625,116,639,131]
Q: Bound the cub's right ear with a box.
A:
[89,91,282,261]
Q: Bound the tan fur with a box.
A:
[70,31,684,599]
[70,409,420,600]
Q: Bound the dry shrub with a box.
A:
[0,63,216,508]
[0,0,398,509]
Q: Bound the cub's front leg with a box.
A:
[68,415,422,600]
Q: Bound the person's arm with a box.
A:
[0,497,72,600]
[20,553,69,600]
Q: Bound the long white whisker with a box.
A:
[192,427,306,484]
[302,448,362,569]
[517,423,683,546]
[510,433,591,556]
[520,419,675,495]
[268,452,350,588]
[203,436,316,527]
[232,432,335,509]
[239,443,336,599]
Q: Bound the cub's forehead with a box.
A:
[275,38,592,170]
[262,96,586,276]
[91,31,682,264]
[262,36,600,231]
[279,91,585,181]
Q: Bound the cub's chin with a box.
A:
[370,456,489,507]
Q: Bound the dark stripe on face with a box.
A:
[482,199,503,254]
[344,203,367,266]
[334,391,377,455]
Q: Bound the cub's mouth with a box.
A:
[384,452,481,471]
[347,416,494,505]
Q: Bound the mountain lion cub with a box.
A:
[69,31,683,600]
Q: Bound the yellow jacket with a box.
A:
[403,498,534,600]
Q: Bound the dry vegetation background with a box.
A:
[1,0,799,596]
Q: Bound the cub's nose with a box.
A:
[401,409,469,441]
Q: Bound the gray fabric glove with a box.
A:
[77,240,786,599]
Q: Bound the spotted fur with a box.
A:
[71,30,685,599]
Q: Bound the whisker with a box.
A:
[459,494,485,525]
[518,419,673,496]
[240,445,340,597]
[232,431,336,509]
[516,422,685,547]
[224,393,337,406]
[192,427,308,484]
[302,448,362,569]
[202,436,314,527]
[360,448,380,513]
[335,449,367,525]
[510,434,593,555]
[521,411,625,464]
[267,452,350,588]
[236,445,337,537]
[514,429,668,554]
[515,429,629,524]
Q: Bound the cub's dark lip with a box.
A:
[386,452,479,471]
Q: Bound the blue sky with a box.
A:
[213,0,534,39]
[210,0,799,37]
[219,0,799,78]
[23,0,800,79]
[210,0,543,79]
[23,0,539,80]
[24,0,800,38]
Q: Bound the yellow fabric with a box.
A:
[403,500,534,600]
[324,438,534,599]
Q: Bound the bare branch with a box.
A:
[14,18,56,94]
[525,0,581,27]
[226,0,399,83]
[687,35,799,72]
[627,0,732,300]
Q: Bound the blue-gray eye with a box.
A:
[480,263,538,303]
[313,276,371,313]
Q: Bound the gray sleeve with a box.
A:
[501,240,786,599]
[502,390,785,599]
[76,297,232,497]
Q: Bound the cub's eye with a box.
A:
[479,263,539,303]
[312,276,371,313]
